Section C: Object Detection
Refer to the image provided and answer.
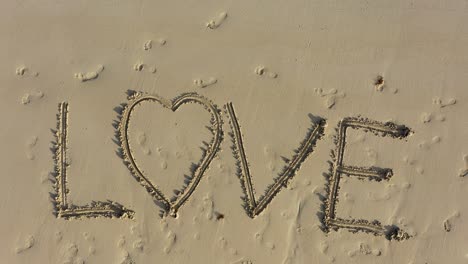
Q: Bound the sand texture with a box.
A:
[1,0,468,263]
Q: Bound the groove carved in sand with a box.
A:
[322,117,411,240]
[118,92,223,217]
[52,102,134,219]
[225,102,325,217]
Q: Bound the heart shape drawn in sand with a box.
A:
[118,92,223,217]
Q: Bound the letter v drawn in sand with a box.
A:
[225,102,325,217]
[118,92,223,217]
[52,102,134,219]
[322,117,412,240]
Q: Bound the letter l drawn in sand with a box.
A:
[52,102,134,219]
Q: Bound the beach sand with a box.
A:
[1,0,468,263]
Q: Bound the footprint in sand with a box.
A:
[118,251,135,264]
[136,132,146,145]
[193,77,217,88]
[443,211,460,232]
[418,136,442,150]
[14,235,35,254]
[82,232,94,242]
[459,154,468,177]
[163,231,176,254]
[133,62,145,72]
[117,236,126,248]
[132,238,145,252]
[16,65,39,77]
[347,243,381,257]
[230,259,253,264]
[420,112,446,123]
[143,40,152,50]
[229,247,238,256]
[218,237,228,249]
[253,213,271,244]
[21,90,44,105]
[403,155,425,175]
[314,88,345,109]
[16,66,28,76]
[420,97,455,124]
[54,231,63,243]
[343,192,354,202]
[433,97,457,108]
[74,64,105,82]
[374,75,385,92]
[60,242,79,263]
[318,241,329,254]
[420,112,432,123]
[366,147,378,165]
[39,170,51,184]
[133,62,156,74]
[264,145,278,172]
[206,12,228,29]
[200,194,215,220]
[255,65,278,79]
[82,232,96,256]
[368,184,397,201]
[143,38,167,50]
[158,38,167,46]
[25,135,38,160]
[136,132,152,156]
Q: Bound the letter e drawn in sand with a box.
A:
[117,91,223,217]
[322,117,412,240]
[52,102,134,220]
[225,102,325,217]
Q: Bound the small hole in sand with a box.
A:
[374,75,384,86]
[215,211,224,220]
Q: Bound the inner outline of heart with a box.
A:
[118,91,223,217]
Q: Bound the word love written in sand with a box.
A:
[51,91,411,240]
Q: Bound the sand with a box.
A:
[1,0,468,263]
